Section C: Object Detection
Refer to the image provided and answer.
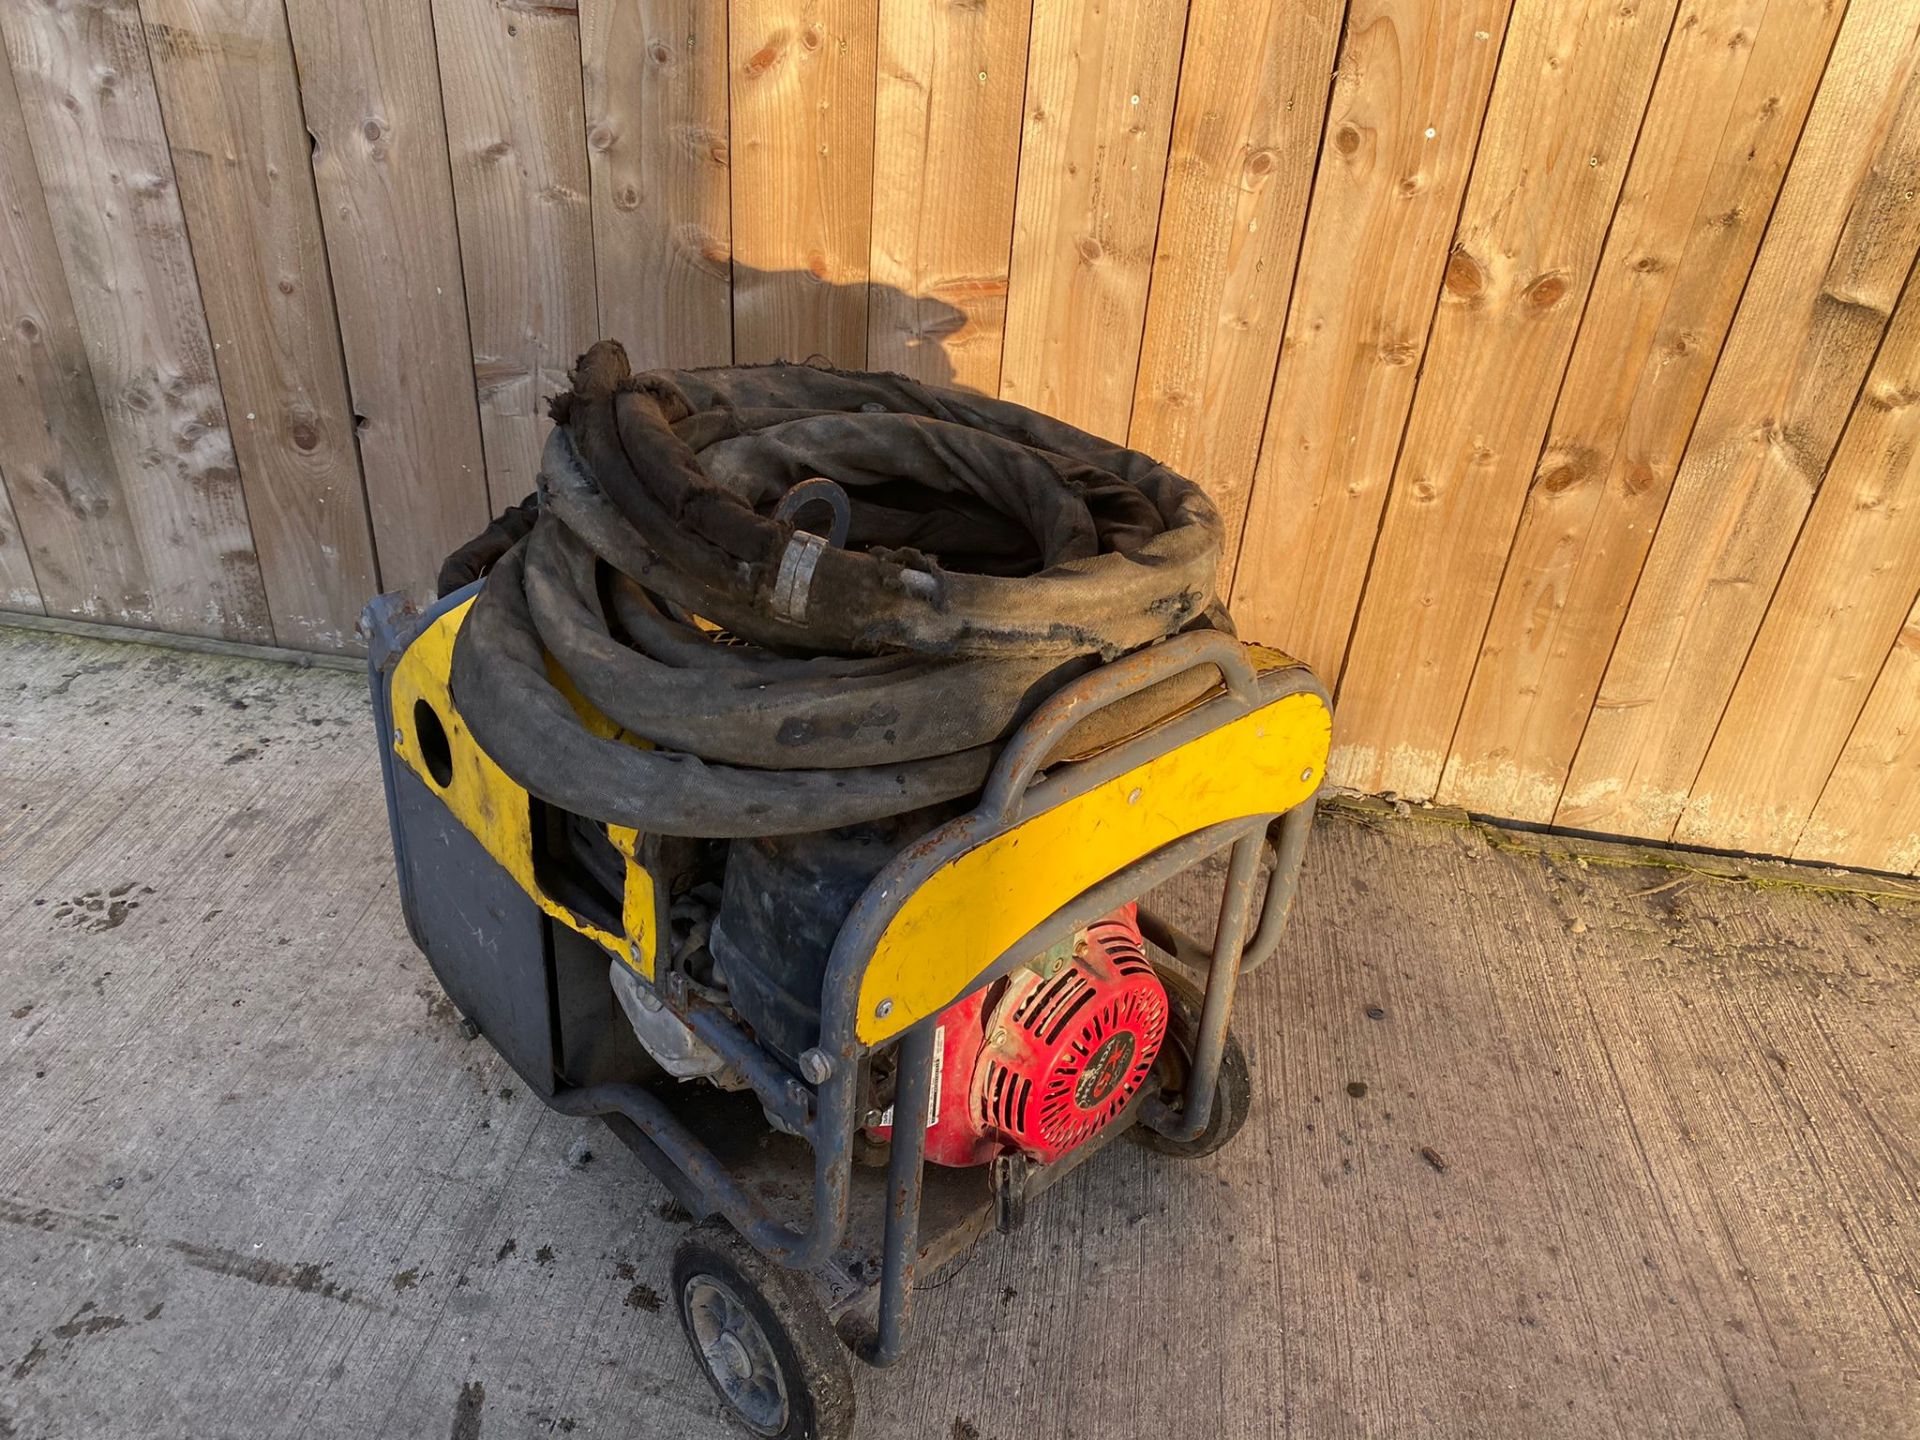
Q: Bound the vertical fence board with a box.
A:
[434,0,598,513]
[0,42,148,623]
[0,0,271,640]
[0,478,39,611]
[998,0,1188,441]
[730,0,876,366]
[1228,0,1511,678]
[1676,285,1920,854]
[1331,0,1680,799]
[283,0,490,604]
[141,0,378,651]
[1797,594,1920,874]
[1560,3,1920,838]
[866,0,1031,392]
[581,0,731,371]
[1127,0,1344,559]
[0,0,1914,858]
[1440,0,1846,822]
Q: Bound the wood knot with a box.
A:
[801,23,822,50]
[1443,247,1485,299]
[1244,147,1277,178]
[1333,124,1362,156]
[1618,460,1657,497]
[1523,273,1568,310]
[362,116,387,143]
[744,36,783,77]
[806,251,831,280]
[1629,254,1665,275]
[14,315,40,344]
[481,139,511,163]
[650,40,673,64]
[1077,235,1104,263]
[1398,175,1423,198]
[587,123,614,152]
[1534,454,1593,494]
[1376,339,1417,366]
[615,184,640,212]
[288,418,320,453]
[1411,477,1439,502]
[276,277,295,295]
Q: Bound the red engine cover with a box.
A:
[874,904,1169,1167]
[975,905,1168,1163]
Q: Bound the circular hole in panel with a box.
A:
[413,698,454,789]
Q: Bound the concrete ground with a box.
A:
[2,622,1918,1440]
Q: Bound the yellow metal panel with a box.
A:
[855,689,1331,1043]
[388,600,657,974]
[608,824,659,976]
[393,600,1319,1015]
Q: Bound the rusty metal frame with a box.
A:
[374,589,1324,1370]
[537,632,1325,1367]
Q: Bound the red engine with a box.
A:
[871,903,1169,1167]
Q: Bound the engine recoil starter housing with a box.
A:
[871,904,1169,1167]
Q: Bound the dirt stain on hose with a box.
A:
[451,1380,485,1440]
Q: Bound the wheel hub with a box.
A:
[683,1274,789,1436]
[714,1330,752,1380]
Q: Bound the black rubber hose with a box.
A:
[448,341,1226,837]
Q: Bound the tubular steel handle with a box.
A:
[549,1075,854,1271]
[1136,799,1316,980]
[979,630,1262,822]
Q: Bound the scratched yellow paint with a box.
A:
[393,599,1324,1030]
[388,600,658,975]
[855,689,1331,1043]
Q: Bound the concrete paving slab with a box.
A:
[1,625,1917,1439]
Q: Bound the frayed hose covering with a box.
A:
[448,341,1227,837]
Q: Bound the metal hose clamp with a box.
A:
[771,478,851,622]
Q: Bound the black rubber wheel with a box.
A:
[670,1220,856,1440]
[1130,972,1253,1159]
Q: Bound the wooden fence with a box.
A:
[1,0,1918,876]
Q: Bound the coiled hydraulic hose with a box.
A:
[448,340,1226,837]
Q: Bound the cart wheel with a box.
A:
[671,1220,856,1440]
[1131,973,1253,1159]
